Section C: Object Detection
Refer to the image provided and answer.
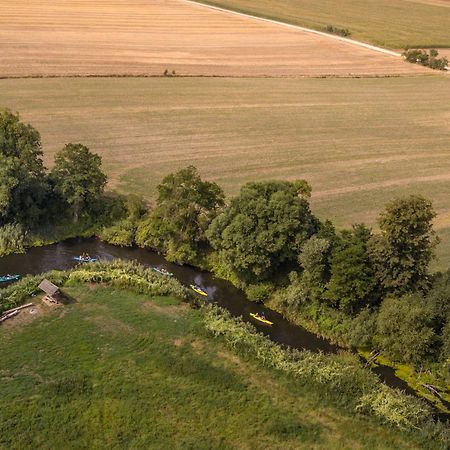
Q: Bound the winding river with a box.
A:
[1,237,447,417]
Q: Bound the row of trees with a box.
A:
[129,166,448,371]
[0,110,107,244]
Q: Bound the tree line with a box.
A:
[1,110,449,389]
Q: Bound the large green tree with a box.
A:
[51,143,107,223]
[207,180,319,281]
[325,224,378,314]
[136,166,224,264]
[0,110,48,226]
[369,195,438,295]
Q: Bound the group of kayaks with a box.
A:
[151,266,272,325]
[151,265,209,297]
[1,260,273,325]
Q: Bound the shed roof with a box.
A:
[38,279,59,296]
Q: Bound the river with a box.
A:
[0,237,446,414]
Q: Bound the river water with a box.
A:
[0,237,438,405]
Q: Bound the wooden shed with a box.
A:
[39,279,61,305]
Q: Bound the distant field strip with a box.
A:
[196,0,450,48]
[0,0,429,77]
[1,76,450,266]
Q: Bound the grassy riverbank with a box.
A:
[265,294,450,415]
[1,263,448,448]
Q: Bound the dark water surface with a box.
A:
[0,237,440,408]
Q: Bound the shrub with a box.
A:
[403,48,448,71]
[376,294,438,364]
[99,220,135,247]
[324,25,351,37]
[349,308,377,348]
[245,283,274,302]
[0,223,28,256]
[357,384,431,429]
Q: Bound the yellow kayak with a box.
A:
[250,313,273,326]
[190,284,208,297]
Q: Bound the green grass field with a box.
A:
[1,76,450,267]
[0,284,438,449]
[197,0,450,48]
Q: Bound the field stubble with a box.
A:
[0,0,431,77]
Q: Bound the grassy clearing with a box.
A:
[0,284,440,449]
[197,0,450,48]
[1,76,450,267]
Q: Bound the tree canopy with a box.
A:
[207,180,318,281]
[0,110,48,226]
[369,195,437,295]
[136,166,224,264]
[326,224,378,314]
[51,143,107,223]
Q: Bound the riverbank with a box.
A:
[1,261,449,448]
[265,290,450,415]
[1,235,449,416]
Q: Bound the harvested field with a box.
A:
[0,0,430,78]
[198,0,450,49]
[1,75,450,266]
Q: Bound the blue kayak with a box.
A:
[0,274,21,284]
[73,256,98,263]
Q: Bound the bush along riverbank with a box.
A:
[1,260,450,447]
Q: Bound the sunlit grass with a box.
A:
[0,284,433,449]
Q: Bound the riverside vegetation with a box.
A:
[2,111,450,433]
[1,261,449,448]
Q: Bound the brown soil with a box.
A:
[0,0,430,77]
[0,302,51,332]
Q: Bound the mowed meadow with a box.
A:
[198,0,450,48]
[0,285,434,449]
[1,76,450,266]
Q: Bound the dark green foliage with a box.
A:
[326,224,378,314]
[99,194,148,247]
[369,195,438,295]
[349,308,377,348]
[0,109,49,227]
[424,271,450,331]
[0,223,28,256]
[51,143,107,223]
[403,48,449,70]
[207,180,319,282]
[441,320,450,361]
[136,166,224,264]
[325,25,351,37]
[376,295,438,365]
[245,283,273,302]
[298,236,331,302]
